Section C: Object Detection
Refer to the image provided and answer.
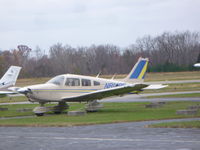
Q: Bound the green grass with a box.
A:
[0,104,38,117]
[148,120,200,128]
[143,82,200,94]
[15,77,50,87]
[0,96,27,103]
[0,101,200,127]
[0,103,84,118]
[144,71,200,82]
[147,93,200,98]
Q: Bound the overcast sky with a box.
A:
[0,0,200,50]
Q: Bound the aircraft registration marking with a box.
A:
[104,83,126,89]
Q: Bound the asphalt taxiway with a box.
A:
[0,88,200,149]
[0,118,200,150]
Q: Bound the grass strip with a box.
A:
[0,101,200,127]
[0,96,27,103]
[148,120,200,128]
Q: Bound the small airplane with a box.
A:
[0,66,21,97]
[9,57,167,116]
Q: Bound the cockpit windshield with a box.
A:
[46,75,65,85]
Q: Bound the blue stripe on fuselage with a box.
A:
[32,89,98,93]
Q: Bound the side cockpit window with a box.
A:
[47,76,64,86]
[82,79,91,86]
[94,81,100,86]
[65,78,80,86]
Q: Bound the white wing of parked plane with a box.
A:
[0,91,19,97]
[0,91,17,94]
[61,84,148,102]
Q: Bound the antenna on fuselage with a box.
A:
[111,74,116,80]
[96,71,101,78]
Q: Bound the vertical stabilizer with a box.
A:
[0,66,21,89]
[123,57,149,83]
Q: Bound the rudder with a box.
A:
[123,57,149,83]
[0,66,21,88]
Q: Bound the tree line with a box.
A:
[0,31,200,78]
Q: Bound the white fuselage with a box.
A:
[25,74,127,102]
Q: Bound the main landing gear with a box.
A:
[33,101,104,116]
[33,102,69,116]
[85,100,104,112]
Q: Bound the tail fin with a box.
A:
[123,57,149,83]
[0,66,21,89]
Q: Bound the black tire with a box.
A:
[54,111,61,114]
[35,113,44,116]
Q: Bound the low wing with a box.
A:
[61,84,148,102]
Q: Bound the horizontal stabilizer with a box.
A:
[143,84,168,90]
